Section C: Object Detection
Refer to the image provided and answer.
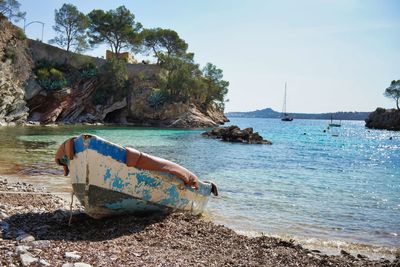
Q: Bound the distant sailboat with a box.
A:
[328,115,341,127]
[281,82,293,121]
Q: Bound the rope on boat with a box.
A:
[0,191,71,195]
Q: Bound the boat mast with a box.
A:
[282,82,287,116]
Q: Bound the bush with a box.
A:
[92,59,129,105]
[15,28,26,40]
[79,62,98,78]
[35,64,68,90]
[2,47,15,62]
[136,72,146,81]
[147,89,167,109]
[49,68,64,80]
[36,68,49,78]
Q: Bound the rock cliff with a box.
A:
[0,19,32,125]
[0,19,227,128]
[365,108,400,131]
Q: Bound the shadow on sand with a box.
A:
[4,209,168,241]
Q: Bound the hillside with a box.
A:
[0,19,228,127]
[226,108,370,121]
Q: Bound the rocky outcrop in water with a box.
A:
[365,108,400,131]
[202,125,272,144]
[0,19,32,125]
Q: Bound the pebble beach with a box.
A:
[0,178,399,267]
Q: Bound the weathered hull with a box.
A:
[68,135,213,218]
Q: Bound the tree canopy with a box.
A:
[384,80,400,110]
[139,28,188,63]
[202,63,229,108]
[0,0,25,21]
[41,4,229,110]
[49,4,89,52]
[87,6,142,54]
[157,53,229,109]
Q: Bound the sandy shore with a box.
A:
[0,178,398,267]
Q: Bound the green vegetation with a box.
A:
[147,89,167,109]
[139,28,188,64]
[2,47,15,62]
[92,59,129,105]
[87,6,142,54]
[0,0,25,21]
[12,3,229,110]
[202,63,229,108]
[157,53,229,109]
[15,28,26,40]
[35,63,68,90]
[49,3,89,52]
[79,62,98,78]
[384,80,400,110]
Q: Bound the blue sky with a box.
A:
[17,0,400,112]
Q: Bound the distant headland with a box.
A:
[226,108,370,121]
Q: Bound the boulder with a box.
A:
[365,108,400,130]
[202,125,272,144]
[169,104,219,128]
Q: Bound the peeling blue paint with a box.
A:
[74,135,213,197]
[112,176,124,189]
[88,137,126,163]
[74,137,85,154]
[71,134,213,215]
[136,173,161,188]
[195,183,213,196]
[104,198,162,212]
[159,185,189,208]
[142,189,152,201]
[104,168,112,182]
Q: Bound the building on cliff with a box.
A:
[106,50,137,64]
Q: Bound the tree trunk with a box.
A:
[396,97,399,110]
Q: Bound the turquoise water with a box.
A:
[0,118,399,255]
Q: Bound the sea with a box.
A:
[0,118,399,258]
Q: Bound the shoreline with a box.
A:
[0,178,398,266]
[4,172,399,260]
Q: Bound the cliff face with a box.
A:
[104,81,228,127]
[0,19,32,125]
[365,108,400,131]
[0,20,227,128]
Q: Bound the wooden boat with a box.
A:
[281,82,293,121]
[55,134,218,218]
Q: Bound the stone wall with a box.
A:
[28,40,160,78]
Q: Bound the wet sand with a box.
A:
[0,178,398,267]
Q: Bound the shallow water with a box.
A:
[0,118,399,256]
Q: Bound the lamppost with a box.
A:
[23,19,45,42]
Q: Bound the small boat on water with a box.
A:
[328,115,341,127]
[55,134,218,218]
[281,82,293,121]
